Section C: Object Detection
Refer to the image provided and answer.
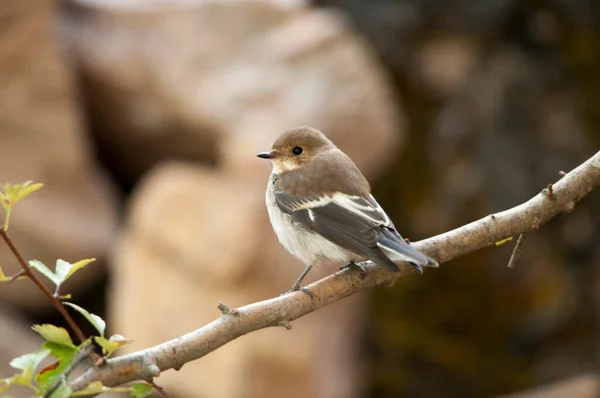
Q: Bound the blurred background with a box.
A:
[0,0,599,397]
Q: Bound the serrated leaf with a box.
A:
[15,182,43,202]
[36,342,79,394]
[94,334,133,358]
[1,181,43,231]
[50,384,73,398]
[8,349,50,388]
[66,258,96,280]
[10,349,50,372]
[130,383,153,397]
[63,303,105,337]
[71,381,131,396]
[494,236,514,246]
[55,258,96,286]
[32,325,74,347]
[29,260,60,285]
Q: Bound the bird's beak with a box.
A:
[257,150,277,159]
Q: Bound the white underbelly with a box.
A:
[266,185,353,265]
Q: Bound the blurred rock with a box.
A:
[109,161,366,398]
[411,34,480,99]
[498,373,600,398]
[60,0,402,188]
[0,0,119,313]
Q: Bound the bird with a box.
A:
[257,126,438,294]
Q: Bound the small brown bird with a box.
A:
[258,127,438,294]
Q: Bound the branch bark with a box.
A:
[70,150,600,392]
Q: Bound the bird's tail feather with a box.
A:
[377,229,439,273]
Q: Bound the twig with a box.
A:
[69,151,600,391]
[0,230,87,343]
[0,230,104,364]
[507,233,528,268]
[217,302,237,316]
[8,269,25,283]
[148,380,173,398]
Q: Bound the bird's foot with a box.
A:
[340,261,368,279]
[280,264,314,298]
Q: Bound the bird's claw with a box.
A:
[340,261,367,279]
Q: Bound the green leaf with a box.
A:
[55,258,96,285]
[130,383,153,397]
[71,381,131,396]
[494,236,514,246]
[36,342,79,394]
[50,384,73,398]
[0,268,9,283]
[0,191,7,208]
[0,181,43,231]
[32,325,74,347]
[29,259,96,289]
[63,302,105,337]
[29,260,59,285]
[94,334,133,358]
[8,349,51,388]
[15,182,44,202]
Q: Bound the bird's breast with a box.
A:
[265,179,355,266]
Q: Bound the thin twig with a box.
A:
[0,230,103,364]
[8,269,25,283]
[0,230,87,343]
[68,151,600,392]
[148,380,173,398]
[507,233,528,268]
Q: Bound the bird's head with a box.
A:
[257,127,335,174]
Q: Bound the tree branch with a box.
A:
[70,150,600,392]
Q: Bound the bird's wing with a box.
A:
[274,191,435,268]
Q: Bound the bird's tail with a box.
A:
[377,228,439,274]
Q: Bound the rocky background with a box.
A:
[0,0,599,397]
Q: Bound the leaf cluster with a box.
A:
[0,183,152,397]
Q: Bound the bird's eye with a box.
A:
[292,146,303,155]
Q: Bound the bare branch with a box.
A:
[70,150,600,392]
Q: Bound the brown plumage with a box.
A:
[258,126,439,294]
[269,127,370,196]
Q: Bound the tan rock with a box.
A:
[0,0,119,312]
[61,0,402,184]
[109,161,366,398]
